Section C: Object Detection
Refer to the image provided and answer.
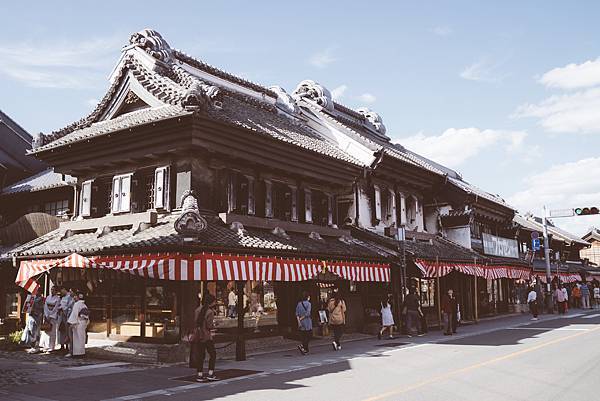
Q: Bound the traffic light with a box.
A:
[574,207,599,216]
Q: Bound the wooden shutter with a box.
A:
[154,166,169,210]
[327,194,333,226]
[290,186,298,222]
[304,188,312,223]
[80,181,92,217]
[111,176,121,213]
[265,180,273,218]
[120,175,131,212]
[374,185,382,221]
[247,176,255,215]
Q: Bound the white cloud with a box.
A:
[398,128,527,168]
[432,26,453,36]
[513,87,600,134]
[357,93,376,104]
[309,48,337,68]
[539,58,600,90]
[460,59,505,83]
[0,36,121,89]
[508,157,600,236]
[331,84,347,100]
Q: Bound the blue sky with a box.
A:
[1,1,599,235]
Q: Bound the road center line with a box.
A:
[582,313,600,319]
[505,327,589,331]
[362,325,600,401]
[67,362,130,370]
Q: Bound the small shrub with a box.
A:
[9,330,23,344]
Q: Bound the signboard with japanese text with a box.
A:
[482,233,519,259]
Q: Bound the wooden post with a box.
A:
[235,280,246,361]
[474,275,479,323]
[436,257,442,330]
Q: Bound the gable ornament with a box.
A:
[174,190,207,236]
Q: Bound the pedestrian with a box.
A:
[58,287,74,352]
[580,282,591,309]
[527,286,538,320]
[593,284,600,309]
[554,284,567,314]
[189,293,218,382]
[404,287,423,337]
[21,292,44,353]
[67,292,89,358]
[43,286,61,353]
[572,284,581,308]
[227,288,237,318]
[441,289,457,335]
[296,291,313,355]
[378,294,395,340]
[327,290,346,350]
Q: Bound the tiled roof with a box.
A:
[1,168,75,195]
[11,213,383,261]
[514,214,589,246]
[208,95,364,166]
[448,176,513,210]
[34,105,191,153]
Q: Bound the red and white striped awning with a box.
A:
[538,272,582,283]
[16,252,391,293]
[415,259,531,280]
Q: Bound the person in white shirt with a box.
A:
[227,289,237,318]
[67,292,89,357]
[527,287,538,320]
[43,287,61,352]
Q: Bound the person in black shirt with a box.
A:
[403,288,423,337]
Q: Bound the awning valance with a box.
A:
[537,272,582,283]
[17,252,391,293]
[415,259,531,280]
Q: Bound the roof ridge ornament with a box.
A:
[292,80,334,112]
[269,86,299,114]
[356,108,387,136]
[129,29,174,64]
[174,190,207,237]
[182,82,220,110]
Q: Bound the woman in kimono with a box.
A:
[67,292,89,357]
[43,286,61,352]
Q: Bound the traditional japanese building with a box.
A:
[10,29,537,351]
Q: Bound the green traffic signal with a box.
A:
[574,207,599,215]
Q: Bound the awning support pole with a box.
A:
[235,280,246,361]
[474,257,478,323]
[436,257,442,330]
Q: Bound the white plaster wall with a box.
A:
[444,226,472,249]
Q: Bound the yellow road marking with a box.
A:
[362,325,600,401]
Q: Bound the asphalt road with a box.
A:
[4,311,600,401]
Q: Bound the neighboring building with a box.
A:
[515,214,592,283]
[9,29,537,350]
[0,112,70,331]
[581,228,600,267]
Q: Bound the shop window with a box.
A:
[144,285,179,340]
[44,199,69,218]
[79,180,93,217]
[417,278,436,307]
[111,174,132,213]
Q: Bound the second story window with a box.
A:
[154,166,170,210]
[79,180,92,217]
[111,174,132,213]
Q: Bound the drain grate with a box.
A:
[171,369,262,383]
[376,342,409,347]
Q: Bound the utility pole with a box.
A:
[541,206,552,310]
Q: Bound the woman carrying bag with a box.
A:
[327,290,347,351]
[189,293,218,382]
